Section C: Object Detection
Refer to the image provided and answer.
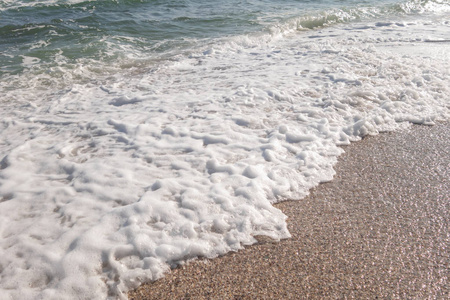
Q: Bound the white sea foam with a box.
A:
[0,13,449,300]
[0,0,93,10]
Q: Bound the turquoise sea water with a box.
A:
[0,0,442,75]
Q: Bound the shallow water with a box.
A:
[0,0,449,299]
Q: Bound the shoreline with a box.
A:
[129,123,449,299]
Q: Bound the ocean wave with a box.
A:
[265,0,450,34]
[0,1,449,298]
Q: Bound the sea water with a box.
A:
[0,0,449,299]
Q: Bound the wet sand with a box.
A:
[129,123,449,300]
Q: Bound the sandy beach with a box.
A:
[2,1,450,298]
[129,123,449,299]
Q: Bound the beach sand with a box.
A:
[129,123,449,299]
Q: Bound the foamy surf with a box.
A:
[0,0,449,299]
